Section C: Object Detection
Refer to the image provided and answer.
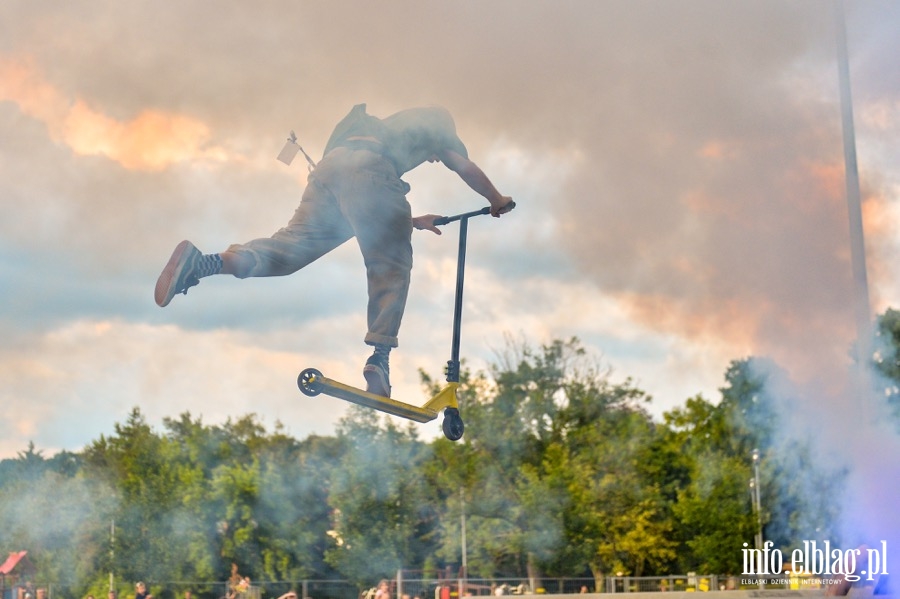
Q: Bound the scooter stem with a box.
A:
[432,207,494,383]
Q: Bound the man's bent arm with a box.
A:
[439,149,513,216]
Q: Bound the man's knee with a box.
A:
[221,250,256,279]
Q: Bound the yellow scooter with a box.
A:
[297,204,512,441]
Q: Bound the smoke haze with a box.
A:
[2,0,900,493]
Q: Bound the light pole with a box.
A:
[834,0,873,375]
[109,519,115,594]
[751,449,763,551]
[459,489,467,599]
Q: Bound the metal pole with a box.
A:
[109,519,115,593]
[431,206,495,384]
[749,478,758,545]
[460,489,467,587]
[447,216,471,383]
[834,0,873,371]
[752,449,763,551]
[751,449,764,589]
[458,490,468,599]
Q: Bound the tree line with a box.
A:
[3,309,900,599]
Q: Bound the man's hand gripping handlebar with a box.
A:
[413,200,516,235]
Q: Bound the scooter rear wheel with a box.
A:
[298,368,324,396]
[442,408,464,441]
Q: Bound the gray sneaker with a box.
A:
[363,354,391,398]
[155,240,201,307]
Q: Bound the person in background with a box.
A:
[134,583,151,599]
[374,580,390,599]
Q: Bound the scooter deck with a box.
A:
[298,369,459,424]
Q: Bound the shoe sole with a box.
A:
[155,240,193,307]
[363,365,391,398]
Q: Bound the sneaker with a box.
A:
[155,240,201,307]
[363,354,391,398]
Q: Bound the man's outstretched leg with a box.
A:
[155,176,352,308]
[155,241,224,307]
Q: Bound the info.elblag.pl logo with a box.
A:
[742,540,889,582]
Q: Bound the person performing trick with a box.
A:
[155,104,514,398]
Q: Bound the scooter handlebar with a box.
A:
[433,201,515,226]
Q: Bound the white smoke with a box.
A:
[749,351,900,587]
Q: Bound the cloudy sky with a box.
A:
[2,0,900,459]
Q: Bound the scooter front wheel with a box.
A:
[298,368,324,396]
[442,408,464,441]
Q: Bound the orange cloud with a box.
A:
[0,55,229,171]
[63,100,229,170]
[861,187,898,310]
[0,56,68,124]
[616,290,763,354]
[615,287,855,389]
[805,160,845,201]
[698,139,740,161]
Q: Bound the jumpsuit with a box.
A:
[224,105,467,349]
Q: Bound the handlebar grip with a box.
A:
[432,202,515,226]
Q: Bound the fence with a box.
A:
[602,574,838,593]
[354,574,837,598]
[7,573,843,599]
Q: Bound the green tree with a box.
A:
[324,408,433,584]
[254,430,338,582]
[671,454,756,573]
[719,358,846,549]
[872,307,900,424]
[428,339,581,580]
[83,408,192,585]
[4,335,865,591]
[81,409,343,590]
[427,338,672,585]
[665,359,846,574]
[0,444,114,596]
[560,392,674,583]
